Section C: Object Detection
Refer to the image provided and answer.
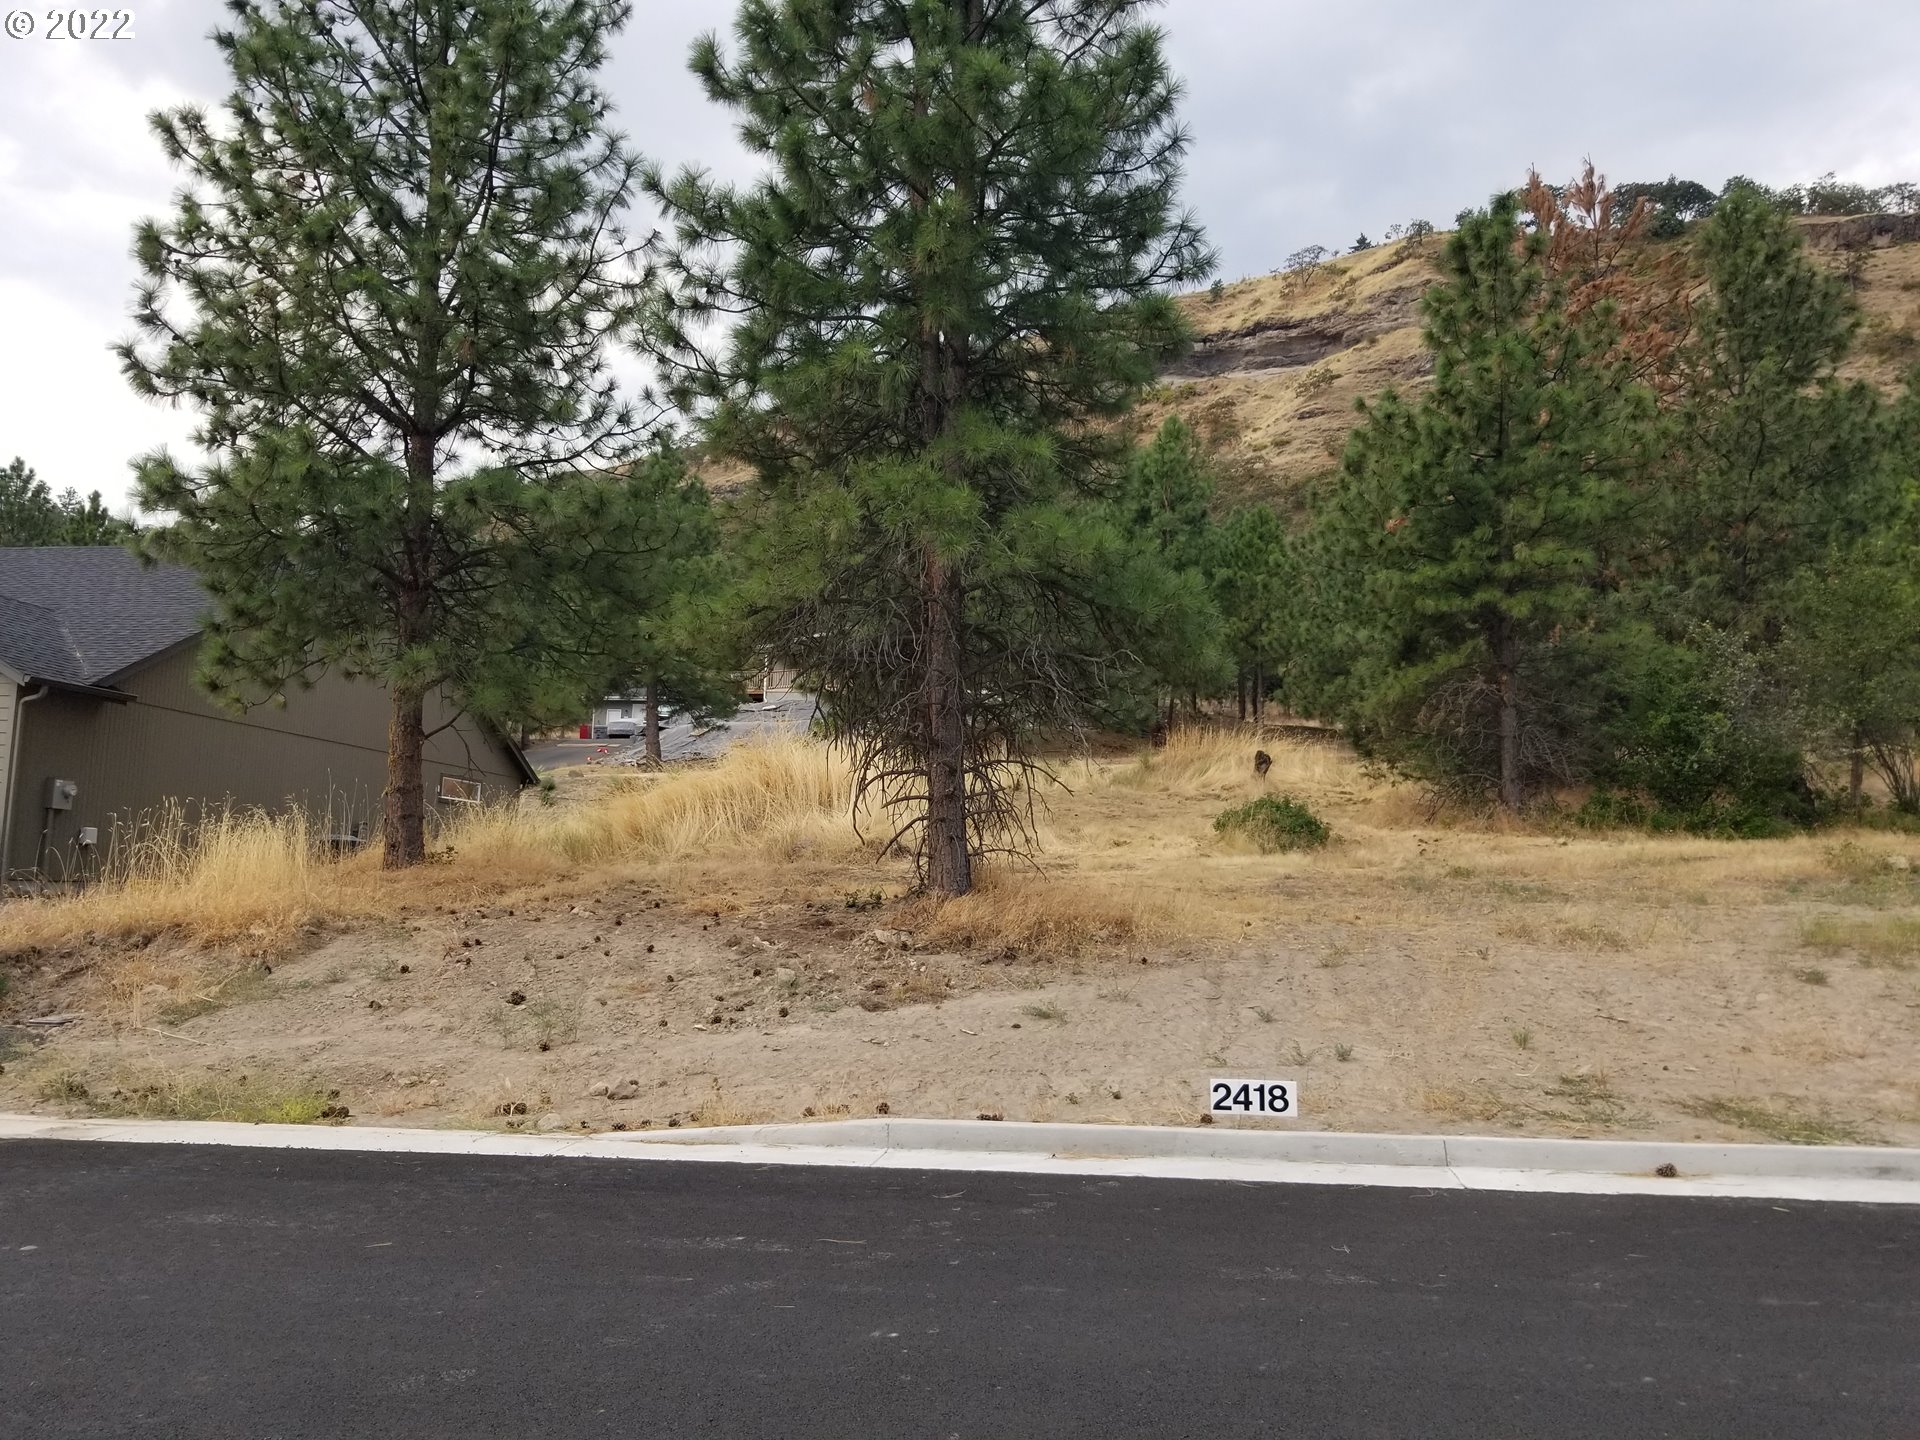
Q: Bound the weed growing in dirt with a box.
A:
[1792,967,1830,986]
[1021,1001,1067,1023]
[1801,915,1920,968]
[1251,1006,1275,1023]
[40,1069,337,1124]
[1541,1072,1628,1127]
[493,997,580,1051]
[1682,1096,1879,1145]
[1511,1027,1533,1050]
[1333,1043,1354,1062]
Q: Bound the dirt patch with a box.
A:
[5,733,1917,1145]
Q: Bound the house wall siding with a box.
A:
[0,674,15,869]
[4,646,526,879]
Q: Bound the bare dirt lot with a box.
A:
[3,734,1917,1145]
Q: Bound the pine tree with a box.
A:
[1303,200,1660,809]
[649,0,1212,893]
[120,0,673,867]
[605,480,748,766]
[1115,417,1229,718]
[1662,189,1889,636]
[1780,380,1920,809]
[1211,503,1291,720]
[0,458,137,546]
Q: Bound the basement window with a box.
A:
[438,775,483,805]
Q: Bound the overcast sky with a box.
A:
[4,0,1919,511]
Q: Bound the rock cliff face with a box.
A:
[698,218,1920,513]
[1133,218,1920,513]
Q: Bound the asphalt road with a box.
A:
[527,695,817,773]
[2,1142,1915,1439]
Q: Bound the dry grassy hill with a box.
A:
[1137,213,1920,515]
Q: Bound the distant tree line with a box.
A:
[0,457,135,546]
[1271,174,1920,833]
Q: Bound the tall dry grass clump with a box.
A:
[897,870,1195,958]
[0,740,862,955]
[450,738,859,868]
[0,801,380,954]
[1115,726,1362,800]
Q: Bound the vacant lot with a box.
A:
[3,733,1917,1145]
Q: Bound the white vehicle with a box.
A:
[603,716,639,739]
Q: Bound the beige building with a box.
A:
[0,548,533,884]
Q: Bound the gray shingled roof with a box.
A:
[0,547,206,688]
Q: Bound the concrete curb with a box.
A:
[4,1113,1917,1204]
[617,1117,1920,1182]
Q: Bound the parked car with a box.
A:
[604,716,639,739]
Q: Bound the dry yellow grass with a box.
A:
[0,740,866,957]
[897,869,1181,958]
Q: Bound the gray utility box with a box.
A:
[44,778,78,811]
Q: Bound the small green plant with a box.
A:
[1791,967,1829,987]
[844,890,885,912]
[1286,1041,1318,1066]
[38,1071,92,1103]
[1682,1097,1878,1146]
[1333,1043,1354,1062]
[1207,278,1226,303]
[1510,1027,1532,1051]
[1021,1001,1067,1023]
[1250,1006,1275,1024]
[1214,795,1331,854]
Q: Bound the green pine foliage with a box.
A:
[0,457,137,546]
[1114,417,1231,715]
[1291,199,1661,809]
[647,0,1214,893]
[1660,189,1892,637]
[119,0,700,867]
[1211,502,1292,718]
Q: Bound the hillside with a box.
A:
[1139,213,1920,514]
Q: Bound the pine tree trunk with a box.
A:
[386,433,437,869]
[383,683,427,868]
[924,551,971,896]
[1237,671,1247,723]
[1850,723,1865,811]
[645,678,663,766]
[1253,663,1264,723]
[1496,626,1524,812]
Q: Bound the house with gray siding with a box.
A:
[0,547,534,883]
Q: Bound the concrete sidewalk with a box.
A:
[6,1112,1917,1205]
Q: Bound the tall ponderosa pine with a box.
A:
[122,0,680,867]
[1211,502,1291,721]
[1117,417,1230,718]
[650,0,1212,893]
[1301,201,1660,809]
[1662,189,1889,637]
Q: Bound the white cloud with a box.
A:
[0,277,197,503]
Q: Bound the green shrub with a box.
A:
[1595,632,1814,836]
[1575,789,1651,830]
[1215,795,1331,852]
